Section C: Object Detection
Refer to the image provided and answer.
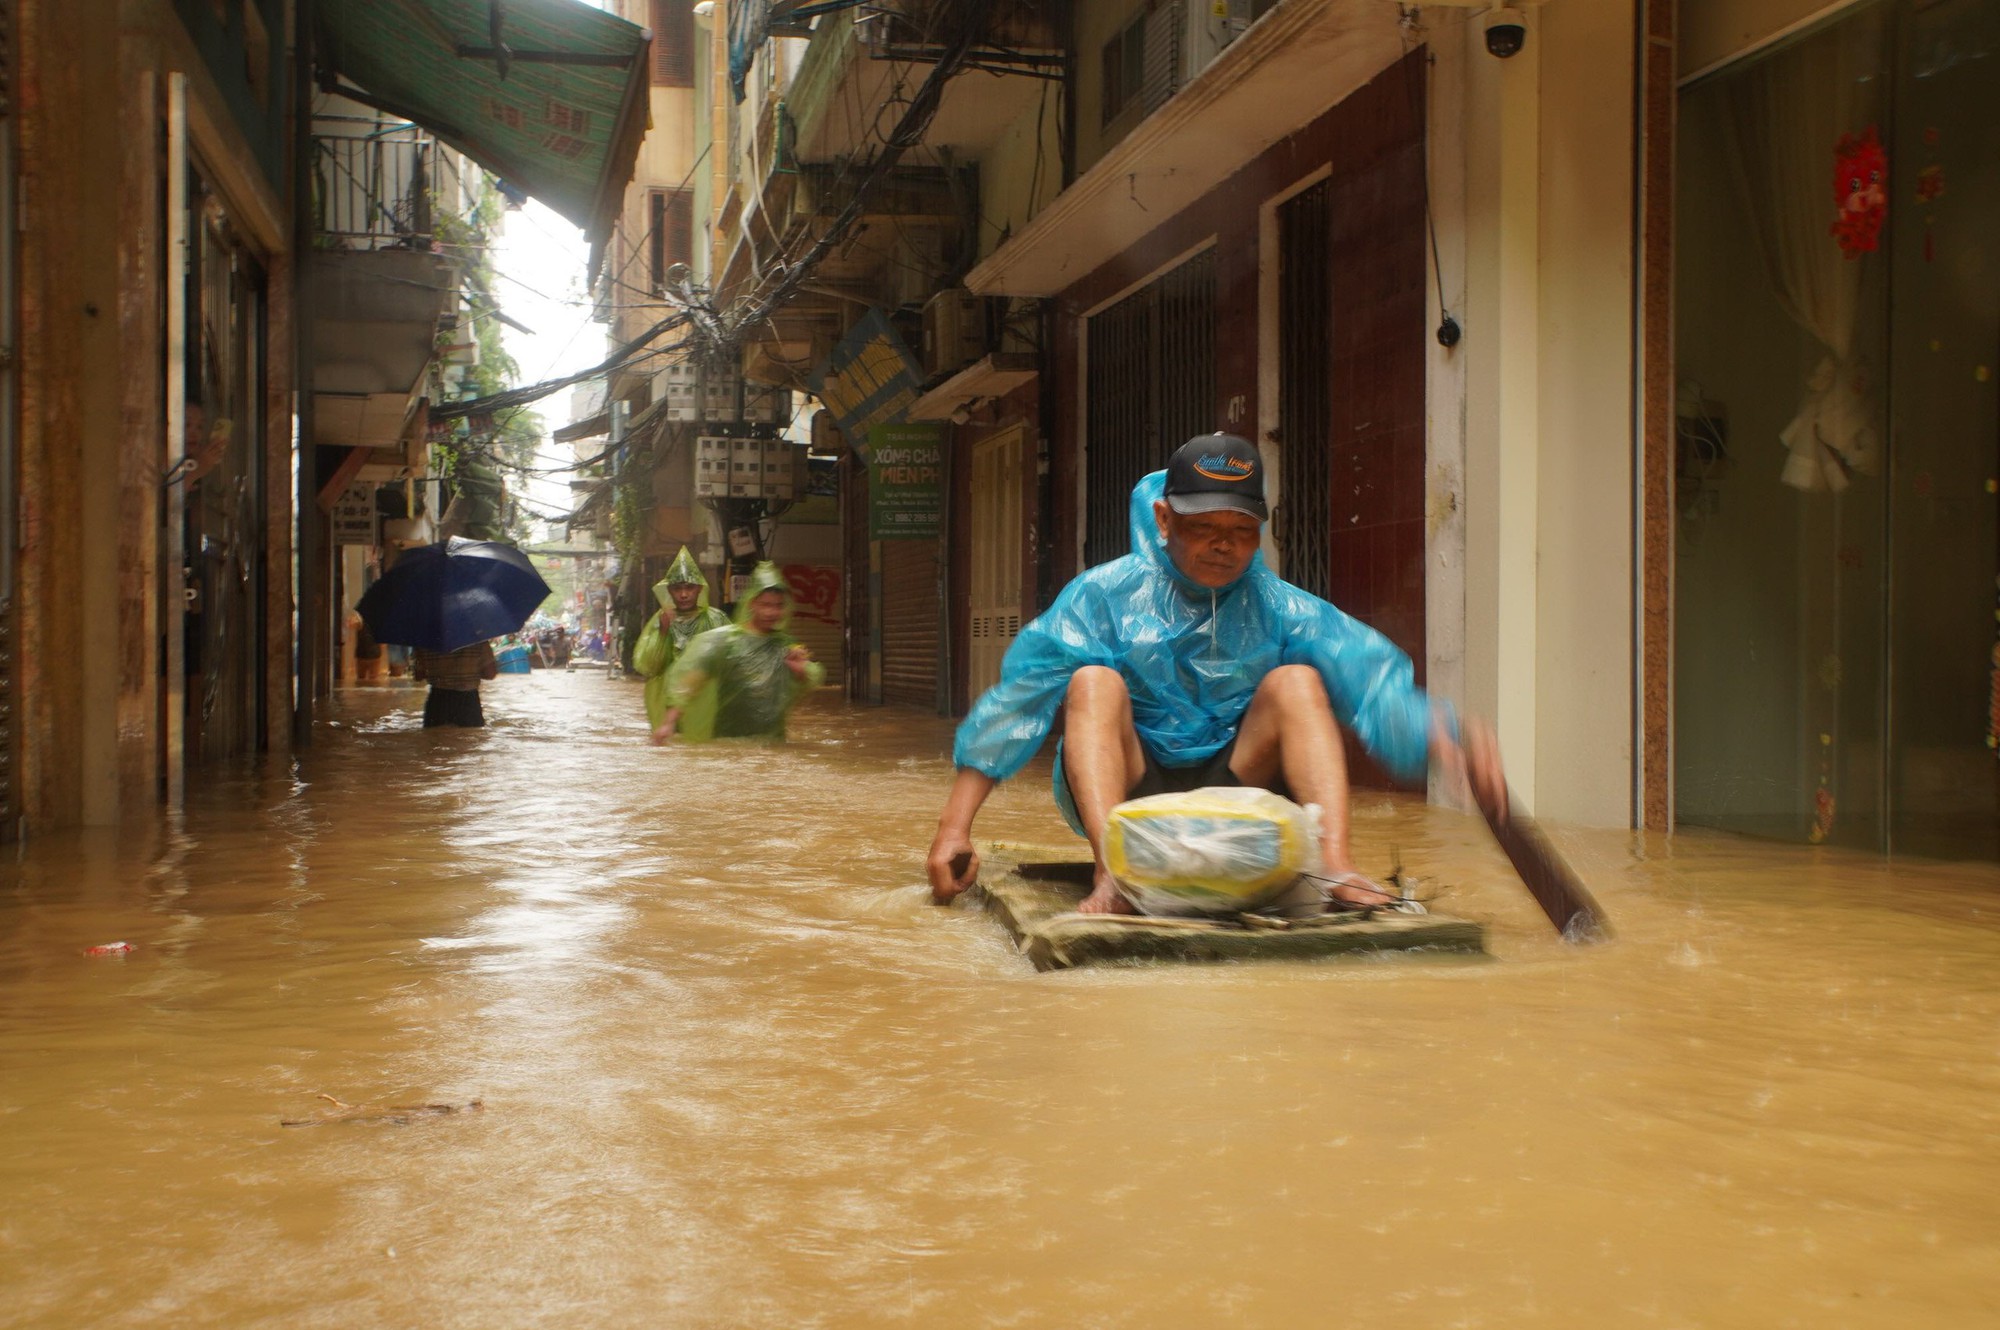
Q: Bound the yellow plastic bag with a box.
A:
[1103,786,1322,916]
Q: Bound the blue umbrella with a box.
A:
[357,538,552,653]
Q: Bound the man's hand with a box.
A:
[927,769,997,904]
[1431,712,1508,822]
[784,645,812,680]
[926,829,979,905]
[651,708,680,746]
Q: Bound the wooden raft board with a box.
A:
[976,849,1486,973]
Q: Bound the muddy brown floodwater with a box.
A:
[3,670,1998,1327]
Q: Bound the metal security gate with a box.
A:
[1084,249,1215,566]
[183,170,268,764]
[880,538,940,710]
[968,426,1025,699]
[1277,180,1332,598]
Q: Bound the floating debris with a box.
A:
[281,1093,484,1128]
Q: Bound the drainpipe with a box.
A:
[0,4,16,838]
[293,0,318,746]
[164,73,188,806]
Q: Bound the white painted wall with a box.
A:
[1458,8,1543,811]
[1431,2,1636,826]
[1533,0,1636,826]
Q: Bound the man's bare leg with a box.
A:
[1064,666,1149,914]
[1230,665,1397,908]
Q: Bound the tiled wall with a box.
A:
[1322,126,1429,677]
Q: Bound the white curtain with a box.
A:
[1720,13,1885,492]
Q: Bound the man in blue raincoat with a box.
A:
[926,434,1506,915]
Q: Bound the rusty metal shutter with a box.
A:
[652,0,694,87]
[648,188,693,294]
[1084,248,1215,567]
[1278,178,1331,598]
[841,451,871,700]
[880,539,940,710]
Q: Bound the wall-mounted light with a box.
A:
[692,1,716,19]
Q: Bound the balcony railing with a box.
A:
[312,124,466,249]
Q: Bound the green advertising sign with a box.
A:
[868,423,946,541]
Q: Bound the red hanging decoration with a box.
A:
[1830,126,1888,258]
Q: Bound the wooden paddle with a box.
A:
[1481,788,1611,943]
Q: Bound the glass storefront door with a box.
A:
[1675,0,2000,857]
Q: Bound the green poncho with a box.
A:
[664,561,825,742]
[633,547,729,729]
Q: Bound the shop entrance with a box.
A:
[181,167,269,766]
[967,426,1025,699]
[1675,0,2000,856]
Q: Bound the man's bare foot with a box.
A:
[1078,866,1137,914]
[1319,869,1399,909]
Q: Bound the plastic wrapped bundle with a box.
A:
[1103,787,1322,916]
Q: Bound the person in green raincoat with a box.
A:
[632,546,730,731]
[654,562,824,743]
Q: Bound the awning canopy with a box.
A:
[552,410,609,443]
[317,0,652,270]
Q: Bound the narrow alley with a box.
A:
[3,673,1996,1327]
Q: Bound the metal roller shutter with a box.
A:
[880,539,940,710]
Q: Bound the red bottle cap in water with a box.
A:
[83,941,135,956]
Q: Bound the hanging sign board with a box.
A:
[867,423,945,541]
[811,309,923,446]
[330,483,379,546]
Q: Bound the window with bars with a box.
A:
[651,0,694,87]
[1083,249,1216,567]
[1099,11,1146,126]
[1277,179,1332,598]
[649,189,693,296]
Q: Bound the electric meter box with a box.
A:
[761,439,792,498]
[704,377,740,423]
[693,435,733,498]
[743,385,792,425]
[729,438,765,496]
[659,362,702,422]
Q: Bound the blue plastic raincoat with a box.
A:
[953,471,1448,823]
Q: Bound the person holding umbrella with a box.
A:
[632,546,729,732]
[412,639,500,727]
[356,537,553,730]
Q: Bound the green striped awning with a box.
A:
[317,0,651,265]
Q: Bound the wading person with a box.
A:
[925,433,1508,915]
[654,561,823,744]
[633,546,730,732]
[412,638,500,729]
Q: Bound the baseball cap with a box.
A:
[1163,434,1268,521]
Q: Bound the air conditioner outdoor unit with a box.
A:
[923,289,985,380]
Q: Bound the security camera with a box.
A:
[1483,6,1526,58]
